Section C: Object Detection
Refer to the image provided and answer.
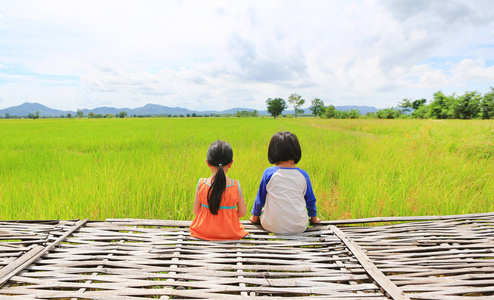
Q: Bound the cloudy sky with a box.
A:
[1,0,493,111]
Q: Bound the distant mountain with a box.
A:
[333,105,378,114]
[203,107,268,115]
[130,104,196,116]
[81,106,126,115]
[0,102,379,117]
[0,102,74,117]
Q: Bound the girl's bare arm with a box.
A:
[237,194,247,217]
[193,189,201,215]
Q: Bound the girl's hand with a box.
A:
[249,215,260,224]
[310,216,321,225]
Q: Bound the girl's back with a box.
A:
[190,178,247,240]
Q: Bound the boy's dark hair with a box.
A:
[268,131,302,164]
[206,140,233,215]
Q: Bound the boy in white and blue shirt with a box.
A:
[249,132,321,234]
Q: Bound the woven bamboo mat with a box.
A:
[0,212,493,299]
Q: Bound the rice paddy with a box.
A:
[1,117,493,221]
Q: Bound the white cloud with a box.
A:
[451,58,494,84]
[0,80,82,109]
[0,0,493,110]
[413,65,450,88]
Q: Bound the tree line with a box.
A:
[265,88,494,119]
[265,93,360,119]
[2,111,258,119]
[396,88,494,119]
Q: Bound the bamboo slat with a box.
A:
[329,225,410,300]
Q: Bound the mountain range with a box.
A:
[0,102,379,117]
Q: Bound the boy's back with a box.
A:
[256,166,316,234]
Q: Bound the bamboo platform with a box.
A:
[0,212,493,299]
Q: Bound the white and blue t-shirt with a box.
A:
[251,166,317,234]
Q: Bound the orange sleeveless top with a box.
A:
[190,178,248,241]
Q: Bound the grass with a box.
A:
[0,117,492,221]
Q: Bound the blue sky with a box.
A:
[1,0,493,111]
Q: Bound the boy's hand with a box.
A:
[249,215,260,224]
[310,216,321,225]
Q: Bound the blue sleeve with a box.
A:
[300,170,317,217]
[237,180,242,199]
[251,167,276,216]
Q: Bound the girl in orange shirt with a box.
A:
[190,140,248,240]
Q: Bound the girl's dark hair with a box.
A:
[268,131,302,164]
[206,140,233,215]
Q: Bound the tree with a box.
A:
[266,97,287,119]
[76,109,84,118]
[452,91,481,119]
[337,110,351,119]
[236,110,256,117]
[288,93,305,118]
[88,112,96,118]
[398,98,413,114]
[325,105,337,118]
[412,105,428,119]
[481,87,494,119]
[309,98,325,117]
[376,108,402,119]
[365,112,377,118]
[349,109,360,119]
[5,113,10,119]
[428,91,451,119]
[28,111,40,119]
[412,99,427,110]
[118,111,127,118]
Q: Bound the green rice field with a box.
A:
[1,117,493,221]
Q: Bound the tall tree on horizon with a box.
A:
[309,98,325,117]
[265,97,288,119]
[288,93,305,118]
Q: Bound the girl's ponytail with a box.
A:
[206,141,233,215]
[207,164,226,215]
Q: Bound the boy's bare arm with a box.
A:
[249,215,260,224]
[310,216,321,224]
